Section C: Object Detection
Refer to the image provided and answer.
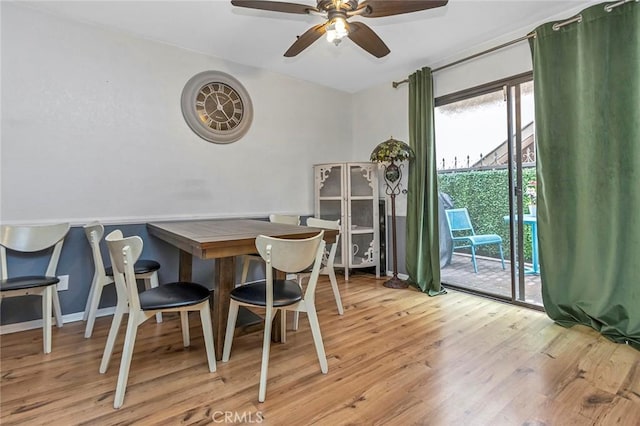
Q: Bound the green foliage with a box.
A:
[438,167,536,262]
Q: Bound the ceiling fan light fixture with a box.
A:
[326,16,348,45]
[231,0,449,58]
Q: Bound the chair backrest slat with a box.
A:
[0,223,70,280]
[256,231,324,273]
[306,218,340,265]
[269,214,300,225]
[306,217,340,231]
[257,231,325,304]
[0,246,6,280]
[0,223,70,252]
[84,222,107,279]
[105,231,143,311]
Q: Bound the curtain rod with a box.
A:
[391,0,637,89]
[391,33,534,88]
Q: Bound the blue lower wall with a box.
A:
[1,216,403,326]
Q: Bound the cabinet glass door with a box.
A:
[317,164,345,266]
[347,164,376,268]
[318,165,343,198]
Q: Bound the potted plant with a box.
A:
[525,180,537,215]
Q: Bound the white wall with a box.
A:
[0,3,353,224]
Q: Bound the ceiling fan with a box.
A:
[230,0,448,58]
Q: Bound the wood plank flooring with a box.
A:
[1,274,639,425]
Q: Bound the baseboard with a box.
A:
[0,306,116,335]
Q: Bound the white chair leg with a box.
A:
[280,310,287,343]
[293,276,305,331]
[328,268,344,315]
[222,301,239,362]
[199,303,217,372]
[258,307,275,403]
[100,299,128,374]
[42,286,53,354]
[292,311,300,331]
[180,311,190,347]
[305,305,328,374]
[83,273,98,321]
[52,289,63,328]
[113,312,140,409]
[145,272,163,323]
[240,257,251,285]
[84,276,105,338]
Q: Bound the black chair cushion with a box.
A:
[139,282,210,310]
[1,276,59,291]
[230,280,303,307]
[105,259,160,276]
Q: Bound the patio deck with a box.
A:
[441,253,543,307]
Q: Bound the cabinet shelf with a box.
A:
[350,227,374,234]
[315,162,380,281]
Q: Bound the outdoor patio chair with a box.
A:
[445,208,505,273]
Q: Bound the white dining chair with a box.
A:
[222,231,327,402]
[293,217,343,331]
[239,214,301,339]
[239,214,301,285]
[100,230,216,409]
[83,221,162,338]
[0,223,70,353]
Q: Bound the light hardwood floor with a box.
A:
[1,274,639,425]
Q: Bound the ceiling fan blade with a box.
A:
[284,23,327,57]
[357,0,448,18]
[347,21,390,58]
[231,0,317,15]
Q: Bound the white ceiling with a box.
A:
[18,0,595,93]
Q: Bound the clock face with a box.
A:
[181,71,253,144]
[196,83,244,131]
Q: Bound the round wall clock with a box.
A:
[181,71,253,144]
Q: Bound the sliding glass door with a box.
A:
[435,73,541,309]
[507,78,539,306]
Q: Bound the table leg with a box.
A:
[213,256,235,361]
[179,250,193,282]
[272,270,286,342]
[209,257,285,360]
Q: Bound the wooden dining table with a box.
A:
[147,218,338,360]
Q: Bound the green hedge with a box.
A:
[437,167,536,262]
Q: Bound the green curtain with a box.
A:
[406,67,445,295]
[530,1,639,349]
